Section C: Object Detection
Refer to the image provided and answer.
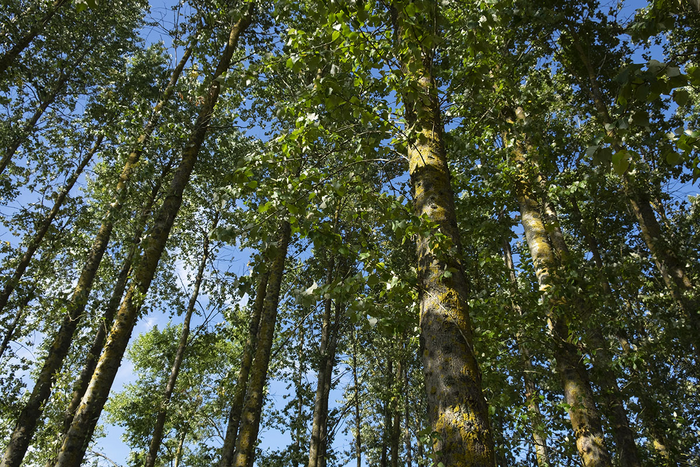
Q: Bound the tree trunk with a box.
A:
[59,165,168,439]
[514,149,612,467]
[390,361,402,467]
[0,291,33,361]
[567,26,699,351]
[502,239,550,467]
[0,42,194,467]
[53,14,250,467]
[0,0,70,76]
[390,3,494,464]
[218,269,269,467]
[565,200,643,467]
[0,42,100,175]
[0,135,103,322]
[144,215,217,467]
[231,220,292,467]
[352,326,362,467]
[308,257,336,467]
[380,358,391,467]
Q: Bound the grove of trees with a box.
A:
[0,0,698,466]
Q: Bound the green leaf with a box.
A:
[673,90,690,107]
[259,201,273,213]
[665,150,683,165]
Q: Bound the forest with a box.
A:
[0,0,698,465]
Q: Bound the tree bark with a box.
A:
[59,165,168,440]
[502,239,550,467]
[0,291,33,362]
[0,135,103,322]
[514,148,612,467]
[308,256,337,467]
[231,220,292,467]
[352,326,362,467]
[390,3,494,464]
[53,14,250,467]
[0,41,195,467]
[144,215,217,467]
[218,269,269,467]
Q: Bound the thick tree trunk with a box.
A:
[218,269,269,467]
[391,3,494,464]
[0,0,70,76]
[514,151,612,467]
[502,240,550,467]
[144,216,216,467]
[0,42,195,467]
[0,135,103,322]
[231,220,292,467]
[53,15,250,467]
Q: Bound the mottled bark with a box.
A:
[59,166,167,439]
[231,221,292,467]
[53,14,250,467]
[502,240,550,467]
[566,200,643,467]
[145,217,216,467]
[540,195,641,467]
[0,135,103,322]
[218,269,269,467]
[0,0,70,76]
[391,3,494,464]
[514,151,612,467]
[0,41,194,467]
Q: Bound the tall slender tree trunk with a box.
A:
[404,364,412,467]
[218,269,269,467]
[0,135,103,323]
[231,220,292,467]
[291,313,305,467]
[352,326,362,467]
[0,0,70,76]
[144,215,217,467]
[390,361,402,467]
[502,239,550,467]
[390,3,494,464]
[567,26,699,348]
[513,146,612,467]
[309,256,337,467]
[539,190,641,467]
[0,69,70,175]
[0,43,195,467]
[53,14,250,467]
[380,358,392,467]
[59,165,169,439]
[0,291,33,361]
[0,42,100,175]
